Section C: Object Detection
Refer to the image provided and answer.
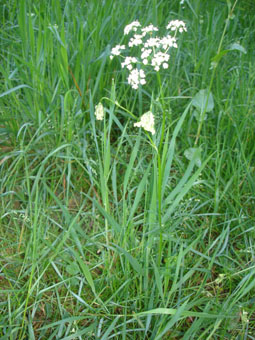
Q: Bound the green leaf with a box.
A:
[226,0,231,10]
[184,147,202,167]
[194,109,207,122]
[192,89,214,113]
[114,245,144,275]
[228,42,247,54]
[211,43,246,69]
[93,199,122,233]
[135,307,233,319]
[128,165,151,223]
[163,152,212,223]
[211,50,229,64]
[152,258,164,301]
[101,317,119,340]
[162,101,192,197]
[66,263,80,276]
[71,249,96,293]
[154,301,189,340]
[123,136,141,195]
[60,325,95,340]
[0,84,32,98]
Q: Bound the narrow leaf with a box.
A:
[0,85,32,98]
[114,245,144,275]
[136,307,233,319]
[71,249,96,293]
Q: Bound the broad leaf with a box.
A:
[66,263,80,275]
[229,42,247,54]
[184,147,202,167]
[192,89,214,113]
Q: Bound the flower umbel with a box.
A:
[108,20,186,136]
[166,20,187,33]
[134,111,155,135]
[95,103,104,120]
[110,19,187,90]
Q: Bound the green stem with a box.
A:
[156,72,165,265]
[157,151,163,265]
[103,117,110,249]
[100,97,137,120]
[157,72,166,155]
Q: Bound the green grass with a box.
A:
[0,0,255,339]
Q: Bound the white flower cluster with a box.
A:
[121,56,138,70]
[134,111,155,135]
[109,44,125,60]
[128,34,144,47]
[160,35,178,49]
[94,102,104,120]
[108,20,187,135]
[128,69,146,90]
[124,21,141,35]
[166,20,187,33]
[110,20,187,88]
[141,24,158,34]
[151,52,170,71]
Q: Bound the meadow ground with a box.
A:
[0,0,255,339]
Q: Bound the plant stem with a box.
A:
[157,151,163,265]
[156,72,165,265]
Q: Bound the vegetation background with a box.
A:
[0,0,255,339]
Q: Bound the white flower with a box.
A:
[160,35,178,50]
[109,20,186,91]
[121,56,138,70]
[124,21,141,35]
[134,111,155,135]
[151,52,170,71]
[128,34,144,47]
[110,44,125,59]
[144,37,161,48]
[166,20,187,33]
[141,48,152,65]
[141,24,158,34]
[141,48,152,59]
[128,68,146,89]
[94,103,104,120]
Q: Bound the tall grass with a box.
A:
[0,0,255,338]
